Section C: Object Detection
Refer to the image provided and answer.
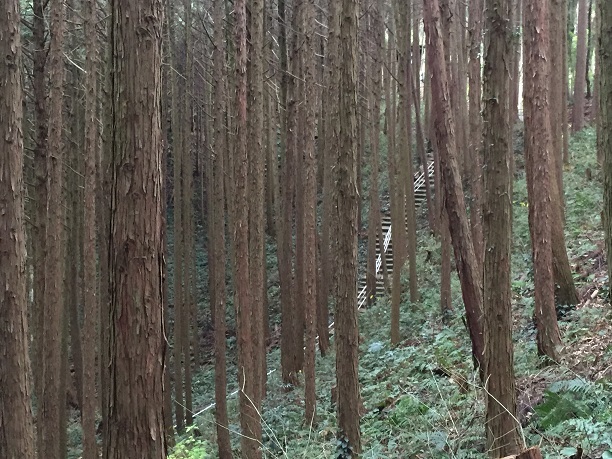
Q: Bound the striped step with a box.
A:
[357,158,435,308]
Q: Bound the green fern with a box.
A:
[535,390,590,429]
[548,378,592,394]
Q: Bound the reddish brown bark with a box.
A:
[302,0,318,421]
[366,2,385,304]
[0,0,36,455]
[211,0,232,456]
[335,0,361,451]
[81,0,99,455]
[40,0,67,455]
[468,0,484,270]
[248,0,266,409]
[424,0,485,371]
[234,0,262,455]
[572,0,589,131]
[523,0,563,361]
[599,0,612,298]
[482,0,521,454]
[104,0,166,455]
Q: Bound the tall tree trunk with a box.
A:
[302,0,318,424]
[397,0,419,305]
[388,39,404,345]
[550,0,566,220]
[523,0,563,362]
[572,0,589,131]
[585,0,594,100]
[234,0,262,456]
[599,0,612,294]
[482,0,522,455]
[318,0,340,356]
[335,0,362,452]
[167,2,185,434]
[210,3,231,455]
[248,0,266,408]
[160,71,175,446]
[104,0,167,455]
[424,0,485,372]
[98,14,113,426]
[31,0,48,422]
[292,9,306,375]
[182,0,194,426]
[592,0,601,131]
[509,0,522,125]
[278,0,300,384]
[0,0,36,455]
[366,2,385,304]
[41,0,67,455]
[82,0,100,455]
[468,0,484,270]
[551,0,579,310]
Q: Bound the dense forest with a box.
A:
[1,0,612,458]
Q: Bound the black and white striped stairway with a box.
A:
[356,156,435,308]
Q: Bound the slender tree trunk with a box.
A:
[41,0,67,455]
[167,2,185,434]
[211,3,231,455]
[31,0,48,422]
[563,0,571,165]
[509,0,522,125]
[468,0,484,270]
[388,40,404,345]
[0,0,36,455]
[366,2,385,305]
[98,13,113,426]
[572,0,589,131]
[593,0,601,131]
[277,0,297,385]
[182,0,194,426]
[234,0,262,456]
[301,0,318,424]
[248,0,266,407]
[82,0,100,455]
[317,0,340,357]
[599,0,612,294]
[585,0,593,99]
[424,0,485,372]
[482,0,522,454]
[397,0,419,305]
[292,10,306,375]
[523,0,563,362]
[335,0,362,451]
[160,69,175,446]
[103,0,167,455]
[551,0,566,220]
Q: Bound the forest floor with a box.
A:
[165,128,612,458]
[65,128,612,458]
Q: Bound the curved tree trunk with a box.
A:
[424,0,485,372]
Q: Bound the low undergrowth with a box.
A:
[170,127,612,458]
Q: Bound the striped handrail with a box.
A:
[357,157,434,309]
[190,157,435,420]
